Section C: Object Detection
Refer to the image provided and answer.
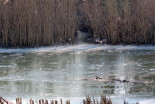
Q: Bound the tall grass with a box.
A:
[0,0,155,47]
[79,0,155,44]
[0,0,77,47]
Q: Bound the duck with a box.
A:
[96,76,102,80]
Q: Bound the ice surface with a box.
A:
[0,44,154,53]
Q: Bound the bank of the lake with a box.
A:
[0,43,155,53]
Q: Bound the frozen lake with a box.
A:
[0,44,155,104]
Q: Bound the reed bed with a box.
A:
[79,0,155,44]
[0,96,139,104]
[0,0,155,47]
[0,0,77,47]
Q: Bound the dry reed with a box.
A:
[0,0,155,47]
[0,0,77,48]
[0,96,139,104]
[79,0,155,44]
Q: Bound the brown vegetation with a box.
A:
[0,0,155,47]
[0,96,139,104]
[0,0,77,47]
[79,0,155,44]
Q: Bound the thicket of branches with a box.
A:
[79,0,155,44]
[0,0,77,47]
[0,0,155,48]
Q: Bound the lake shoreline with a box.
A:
[0,43,155,53]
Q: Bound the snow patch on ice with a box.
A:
[150,69,155,71]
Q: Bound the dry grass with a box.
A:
[0,0,77,48]
[0,96,139,104]
[0,0,155,47]
[79,0,155,44]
